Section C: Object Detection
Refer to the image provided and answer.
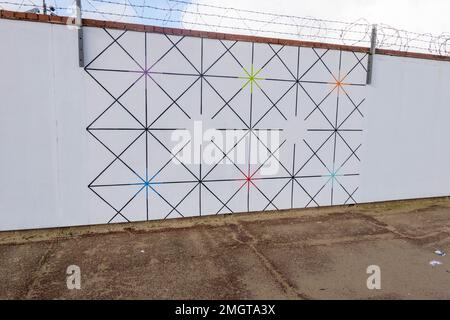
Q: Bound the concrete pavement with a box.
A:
[0,197,449,299]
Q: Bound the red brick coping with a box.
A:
[1,9,449,62]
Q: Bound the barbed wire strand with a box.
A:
[0,0,448,56]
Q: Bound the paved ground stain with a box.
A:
[0,197,449,299]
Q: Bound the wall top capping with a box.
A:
[1,9,450,63]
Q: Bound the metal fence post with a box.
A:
[76,0,85,67]
[366,24,377,85]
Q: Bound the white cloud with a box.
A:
[184,0,450,35]
[181,0,449,54]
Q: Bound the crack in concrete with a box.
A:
[23,241,57,299]
[356,212,450,245]
[227,221,311,300]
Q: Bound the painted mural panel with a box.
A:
[84,27,368,223]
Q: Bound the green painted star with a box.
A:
[240,64,264,93]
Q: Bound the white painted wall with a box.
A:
[0,18,449,231]
[360,54,450,202]
[0,19,89,230]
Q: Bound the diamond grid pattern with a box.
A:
[84,28,368,223]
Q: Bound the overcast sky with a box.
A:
[2,0,449,35]
[191,0,450,34]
